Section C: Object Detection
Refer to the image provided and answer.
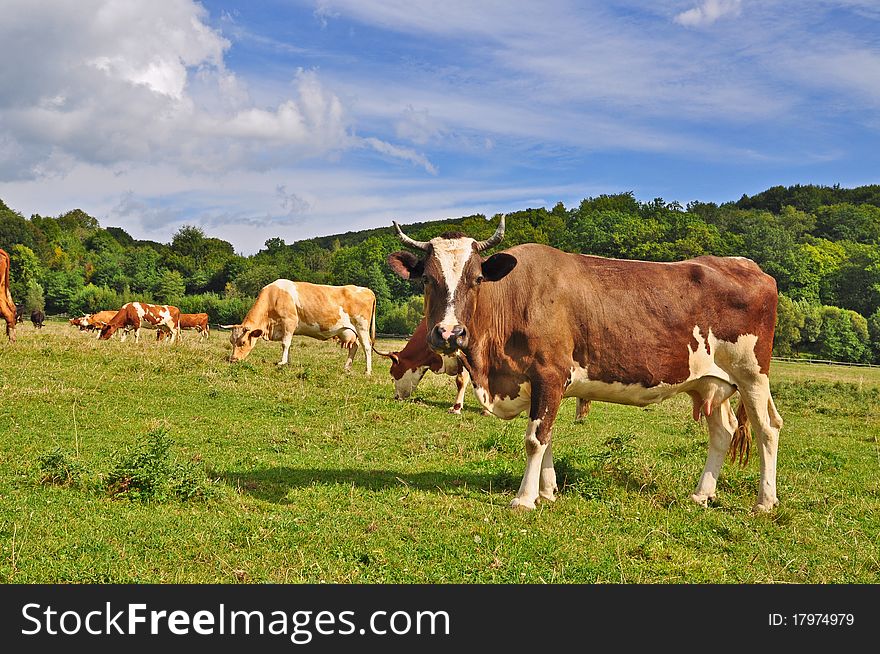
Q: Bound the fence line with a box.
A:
[772,356,879,368]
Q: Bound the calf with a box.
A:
[31,309,45,328]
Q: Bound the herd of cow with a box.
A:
[0,218,784,513]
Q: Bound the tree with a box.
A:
[868,308,880,363]
[8,244,43,301]
[773,294,803,356]
[155,270,186,304]
[816,306,870,363]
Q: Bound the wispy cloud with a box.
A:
[674,0,742,28]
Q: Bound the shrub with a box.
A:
[105,428,214,502]
[38,448,86,487]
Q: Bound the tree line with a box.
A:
[1,183,879,363]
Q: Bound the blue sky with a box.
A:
[1,0,879,254]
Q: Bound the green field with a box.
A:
[1,320,878,583]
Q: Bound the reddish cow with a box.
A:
[0,248,15,343]
[373,318,474,413]
[388,217,782,512]
[157,312,209,341]
[99,302,181,343]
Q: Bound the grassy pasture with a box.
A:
[1,320,878,583]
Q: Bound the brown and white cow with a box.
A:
[0,248,15,343]
[157,312,209,341]
[99,302,181,343]
[70,310,119,335]
[225,279,376,374]
[388,217,783,513]
[374,317,592,418]
[373,318,474,414]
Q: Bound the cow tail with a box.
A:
[728,400,752,466]
[370,292,377,345]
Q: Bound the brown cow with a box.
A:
[99,302,181,343]
[373,318,474,413]
[225,279,376,374]
[0,248,15,343]
[388,217,782,512]
[157,312,209,341]
[372,317,571,417]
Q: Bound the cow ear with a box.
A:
[250,329,263,339]
[481,253,517,281]
[387,251,424,280]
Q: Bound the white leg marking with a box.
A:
[691,399,736,507]
[509,419,547,511]
[357,328,371,375]
[538,439,558,502]
[279,335,292,365]
[449,369,468,414]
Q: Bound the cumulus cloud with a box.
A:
[675,0,742,27]
[0,0,429,181]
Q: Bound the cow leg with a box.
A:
[735,374,783,513]
[538,440,558,502]
[510,375,563,511]
[691,399,737,507]
[343,337,359,372]
[575,398,591,422]
[278,334,293,365]
[449,368,469,414]
[350,327,372,375]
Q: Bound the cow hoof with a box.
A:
[509,497,536,511]
[538,492,556,503]
[752,499,778,514]
[689,492,714,508]
[447,407,461,414]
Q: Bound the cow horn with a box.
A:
[393,221,429,251]
[219,324,236,329]
[475,215,506,252]
[371,342,400,365]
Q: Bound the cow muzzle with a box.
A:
[428,324,467,354]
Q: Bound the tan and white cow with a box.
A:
[99,302,181,343]
[388,217,783,513]
[0,248,15,343]
[70,310,119,337]
[226,279,377,374]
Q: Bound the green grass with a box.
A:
[1,320,878,583]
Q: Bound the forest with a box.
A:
[2,183,879,363]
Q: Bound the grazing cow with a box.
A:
[157,312,209,341]
[373,318,474,413]
[225,279,376,374]
[99,302,181,343]
[15,303,25,324]
[388,217,782,512]
[70,310,119,336]
[374,318,592,418]
[0,248,15,342]
[31,309,45,328]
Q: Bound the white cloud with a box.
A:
[0,0,429,181]
[675,0,742,28]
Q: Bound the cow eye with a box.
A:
[475,275,484,285]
